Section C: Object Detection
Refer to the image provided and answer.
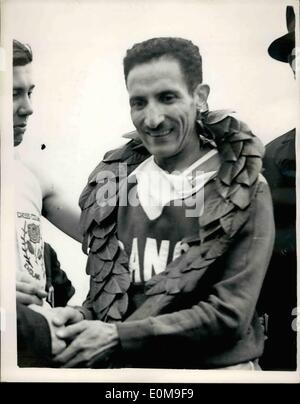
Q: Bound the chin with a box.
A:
[150,146,177,161]
[14,135,24,147]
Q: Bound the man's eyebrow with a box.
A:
[13,84,35,91]
[159,90,179,96]
[129,95,145,104]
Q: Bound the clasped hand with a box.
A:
[34,306,119,368]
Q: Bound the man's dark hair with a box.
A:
[13,39,33,67]
[123,37,203,93]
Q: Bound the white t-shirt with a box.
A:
[14,157,46,290]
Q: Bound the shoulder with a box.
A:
[79,137,149,211]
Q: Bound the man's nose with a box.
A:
[144,104,164,129]
[19,96,33,117]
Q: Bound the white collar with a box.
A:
[129,150,220,220]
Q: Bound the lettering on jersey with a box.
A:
[143,238,169,281]
[129,238,141,283]
[17,212,40,221]
[129,237,189,283]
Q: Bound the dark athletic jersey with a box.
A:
[117,151,220,291]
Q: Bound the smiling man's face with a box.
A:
[127,57,202,166]
[13,63,34,147]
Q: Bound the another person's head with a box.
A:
[13,40,34,147]
[268,6,296,76]
[123,37,210,163]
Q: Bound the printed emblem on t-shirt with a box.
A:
[16,212,45,285]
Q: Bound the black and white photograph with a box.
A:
[0,0,299,384]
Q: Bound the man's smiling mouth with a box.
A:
[147,128,173,137]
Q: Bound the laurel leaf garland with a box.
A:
[79,110,264,322]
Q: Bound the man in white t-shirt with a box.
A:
[13,40,81,364]
[13,40,81,308]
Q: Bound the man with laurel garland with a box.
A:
[52,37,275,369]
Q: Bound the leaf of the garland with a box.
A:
[203,110,234,125]
[97,236,119,261]
[205,237,231,260]
[222,142,238,162]
[112,261,129,275]
[242,138,265,158]
[181,234,201,245]
[122,130,139,140]
[227,209,250,237]
[82,233,89,255]
[200,193,234,227]
[93,261,114,283]
[199,222,223,242]
[93,202,117,225]
[104,277,123,294]
[79,183,94,210]
[79,206,97,235]
[114,272,131,292]
[90,278,106,301]
[179,268,210,293]
[89,236,108,253]
[230,141,244,159]
[215,180,230,199]
[231,156,247,180]
[239,120,252,133]
[116,248,129,265]
[222,115,233,135]
[219,161,233,185]
[220,213,234,235]
[92,222,116,239]
[87,252,107,276]
[189,257,216,270]
[245,157,263,185]
[93,291,116,312]
[81,187,99,210]
[228,116,241,133]
[102,146,128,163]
[88,161,110,184]
[107,302,122,320]
[235,169,250,186]
[165,278,181,294]
[230,131,254,142]
[230,184,250,209]
[117,293,129,316]
[126,151,150,166]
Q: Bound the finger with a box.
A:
[52,307,82,327]
[61,352,87,368]
[16,272,34,283]
[52,338,67,356]
[54,338,82,363]
[56,321,87,340]
[16,291,43,306]
[36,289,48,298]
[16,281,46,298]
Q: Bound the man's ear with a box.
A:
[195,83,210,107]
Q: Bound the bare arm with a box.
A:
[42,186,82,242]
[24,158,83,242]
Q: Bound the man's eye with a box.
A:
[28,91,33,98]
[131,99,145,109]
[161,94,176,103]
